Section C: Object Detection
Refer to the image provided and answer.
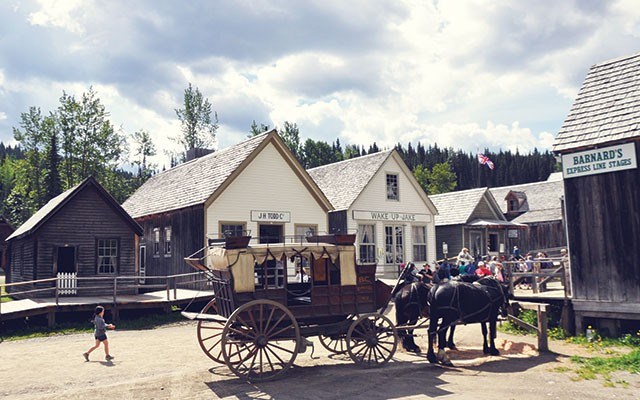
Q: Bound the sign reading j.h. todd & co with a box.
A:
[352,210,431,222]
[251,210,291,222]
[561,142,637,179]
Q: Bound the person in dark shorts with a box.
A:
[83,305,116,362]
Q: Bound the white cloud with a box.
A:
[28,0,85,33]
[2,0,640,165]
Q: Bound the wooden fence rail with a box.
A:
[0,272,209,317]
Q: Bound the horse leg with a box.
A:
[426,315,438,363]
[446,325,457,350]
[436,318,454,366]
[407,318,421,352]
[488,318,500,355]
[481,322,490,354]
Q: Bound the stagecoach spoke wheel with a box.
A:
[319,333,349,354]
[346,313,398,367]
[196,299,228,364]
[221,299,300,382]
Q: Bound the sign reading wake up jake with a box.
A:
[561,142,637,179]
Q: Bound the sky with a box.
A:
[1,0,640,169]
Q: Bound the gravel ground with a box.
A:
[0,318,638,399]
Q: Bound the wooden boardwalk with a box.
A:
[0,289,215,324]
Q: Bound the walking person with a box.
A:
[83,305,116,362]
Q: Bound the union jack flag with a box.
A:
[477,153,495,170]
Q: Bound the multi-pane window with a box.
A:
[153,227,160,255]
[295,225,317,242]
[386,174,399,200]
[358,224,376,263]
[221,224,245,237]
[412,226,427,262]
[385,226,404,264]
[97,239,118,274]
[164,226,172,256]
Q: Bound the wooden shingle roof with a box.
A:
[429,187,497,226]
[123,133,272,218]
[7,177,142,241]
[307,150,393,210]
[489,179,565,224]
[123,131,332,218]
[553,52,640,153]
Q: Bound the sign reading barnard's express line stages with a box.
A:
[561,142,637,179]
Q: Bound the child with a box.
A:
[83,305,116,362]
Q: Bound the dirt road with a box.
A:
[0,320,638,399]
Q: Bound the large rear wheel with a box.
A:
[346,313,398,367]
[221,299,300,381]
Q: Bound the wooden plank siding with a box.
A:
[8,184,138,298]
[137,205,205,280]
[521,221,566,252]
[435,225,464,261]
[564,142,640,307]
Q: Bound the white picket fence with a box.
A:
[57,272,77,295]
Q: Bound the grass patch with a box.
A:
[1,310,187,341]
[570,349,640,385]
[0,274,11,303]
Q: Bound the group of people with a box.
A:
[399,247,506,286]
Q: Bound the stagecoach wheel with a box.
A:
[318,333,349,354]
[346,313,398,367]
[196,299,227,364]
[221,299,300,382]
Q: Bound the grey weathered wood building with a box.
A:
[429,188,524,261]
[489,173,566,253]
[5,177,142,297]
[553,52,640,334]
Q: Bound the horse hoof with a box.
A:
[490,349,500,356]
[483,348,490,355]
[427,353,438,363]
[447,344,457,350]
[440,359,454,367]
[413,346,422,353]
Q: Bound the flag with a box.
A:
[477,153,495,170]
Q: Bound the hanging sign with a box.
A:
[562,142,637,179]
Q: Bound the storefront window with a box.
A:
[385,225,404,264]
[412,226,427,262]
[358,224,376,263]
[221,224,245,237]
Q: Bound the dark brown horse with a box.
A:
[426,277,510,365]
[393,281,432,352]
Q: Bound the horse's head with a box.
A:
[498,282,511,318]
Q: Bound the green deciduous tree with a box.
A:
[427,162,457,195]
[131,129,157,180]
[175,83,218,153]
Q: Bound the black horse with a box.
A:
[426,277,510,365]
[393,281,432,352]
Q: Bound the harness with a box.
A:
[432,281,504,333]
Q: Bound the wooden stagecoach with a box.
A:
[182,234,398,381]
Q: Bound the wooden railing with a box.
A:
[501,258,569,298]
[0,272,210,315]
